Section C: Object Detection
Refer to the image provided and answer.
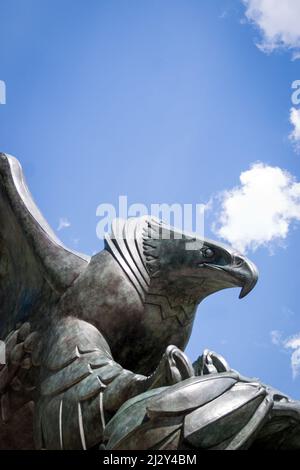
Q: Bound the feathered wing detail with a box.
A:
[34,318,137,449]
[104,373,274,450]
[0,153,90,335]
[34,317,194,450]
[0,322,40,423]
[104,353,300,451]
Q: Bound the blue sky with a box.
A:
[1,0,300,397]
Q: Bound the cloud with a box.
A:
[57,217,71,231]
[270,330,300,378]
[242,4,300,152]
[289,107,300,151]
[213,163,300,253]
[270,329,282,346]
[284,334,300,378]
[243,0,300,58]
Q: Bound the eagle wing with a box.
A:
[0,153,90,336]
[30,316,194,450]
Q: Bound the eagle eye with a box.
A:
[203,248,214,258]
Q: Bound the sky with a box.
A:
[0,0,300,398]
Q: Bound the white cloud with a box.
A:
[290,107,300,151]
[243,0,300,58]
[285,335,300,350]
[285,334,300,378]
[213,163,300,253]
[57,217,71,231]
[270,329,282,346]
[270,330,300,378]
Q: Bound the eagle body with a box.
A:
[57,249,196,375]
[1,153,299,451]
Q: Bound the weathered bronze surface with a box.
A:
[0,153,299,450]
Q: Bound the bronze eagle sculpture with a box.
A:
[0,153,300,450]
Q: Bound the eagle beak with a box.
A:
[200,253,258,298]
[197,250,258,299]
[235,256,258,299]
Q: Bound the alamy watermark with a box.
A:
[292,80,300,106]
[0,340,5,365]
[0,80,6,104]
[96,196,207,245]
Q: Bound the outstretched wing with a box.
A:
[0,153,90,336]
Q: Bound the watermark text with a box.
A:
[96,196,207,244]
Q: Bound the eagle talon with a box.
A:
[193,349,231,376]
[147,345,194,389]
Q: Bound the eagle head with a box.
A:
[102,216,258,372]
[105,216,258,305]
